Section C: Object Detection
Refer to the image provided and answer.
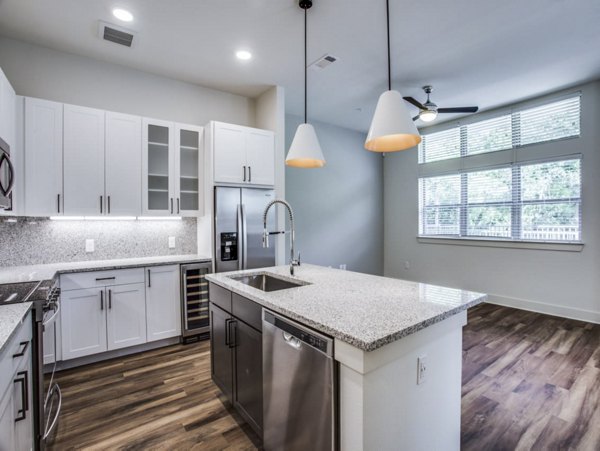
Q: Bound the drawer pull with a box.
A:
[13,341,29,358]
[95,277,116,281]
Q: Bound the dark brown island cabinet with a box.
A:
[208,282,263,437]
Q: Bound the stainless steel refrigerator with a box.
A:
[214,186,276,273]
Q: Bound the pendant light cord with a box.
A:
[304,6,308,124]
[386,0,391,91]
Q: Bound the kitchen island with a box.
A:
[206,264,486,451]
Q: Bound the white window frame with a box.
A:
[417,92,583,251]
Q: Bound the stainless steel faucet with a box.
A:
[262,199,300,276]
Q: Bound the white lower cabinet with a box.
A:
[43,314,62,365]
[107,283,147,350]
[61,288,107,360]
[145,265,181,342]
[60,266,183,362]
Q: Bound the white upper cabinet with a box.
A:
[63,104,105,215]
[142,119,204,216]
[212,122,275,187]
[24,98,64,216]
[0,67,16,148]
[245,129,275,186]
[105,112,142,216]
[213,123,246,184]
[176,124,204,216]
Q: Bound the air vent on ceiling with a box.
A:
[98,21,135,47]
[309,54,339,71]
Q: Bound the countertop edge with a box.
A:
[205,274,487,352]
[0,302,33,355]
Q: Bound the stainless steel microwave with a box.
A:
[0,136,14,210]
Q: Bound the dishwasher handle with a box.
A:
[283,331,301,349]
[263,309,333,356]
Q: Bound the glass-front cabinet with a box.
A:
[142,119,204,216]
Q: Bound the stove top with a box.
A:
[0,281,42,304]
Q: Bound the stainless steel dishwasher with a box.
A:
[263,309,336,451]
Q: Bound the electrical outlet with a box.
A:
[85,239,95,253]
[339,264,347,270]
[168,236,176,249]
[417,355,427,385]
[404,260,410,270]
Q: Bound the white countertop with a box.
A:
[0,302,32,354]
[206,264,486,352]
[0,254,212,284]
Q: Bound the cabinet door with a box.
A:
[106,283,147,351]
[233,320,263,434]
[0,388,15,450]
[43,313,62,365]
[142,119,175,215]
[105,112,142,216]
[63,105,105,215]
[0,68,15,148]
[14,350,33,451]
[146,265,181,342]
[24,98,64,216]
[175,124,204,216]
[61,288,107,360]
[213,123,245,184]
[245,130,275,186]
[210,303,233,401]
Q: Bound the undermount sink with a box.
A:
[230,273,305,292]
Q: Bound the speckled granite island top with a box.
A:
[0,303,32,353]
[0,254,211,284]
[206,264,487,352]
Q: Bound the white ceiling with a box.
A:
[0,0,599,132]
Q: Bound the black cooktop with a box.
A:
[0,280,44,304]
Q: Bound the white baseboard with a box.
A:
[486,294,600,324]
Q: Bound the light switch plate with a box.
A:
[168,236,176,249]
[85,239,95,253]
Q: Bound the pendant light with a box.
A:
[364,0,421,152]
[285,0,326,168]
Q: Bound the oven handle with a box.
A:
[43,300,61,327]
[43,384,62,440]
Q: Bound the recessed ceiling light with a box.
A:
[236,50,252,61]
[112,8,134,22]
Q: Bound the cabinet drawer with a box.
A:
[232,293,262,332]
[209,283,232,313]
[61,268,145,291]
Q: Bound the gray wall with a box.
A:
[384,80,600,323]
[0,36,255,126]
[0,217,197,267]
[285,115,383,275]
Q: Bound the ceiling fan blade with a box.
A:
[437,107,479,114]
[412,115,420,121]
[403,97,426,110]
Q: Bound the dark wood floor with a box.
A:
[462,303,600,450]
[47,340,261,450]
[47,304,600,450]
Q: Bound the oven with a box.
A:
[0,136,15,211]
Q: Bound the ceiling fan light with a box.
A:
[419,109,438,122]
[286,123,326,168]
[365,90,422,152]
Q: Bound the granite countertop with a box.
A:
[0,254,212,284]
[206,264,486,352]
[0,302,32,354]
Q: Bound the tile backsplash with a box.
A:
[0,217,198,267]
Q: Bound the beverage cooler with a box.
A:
[181,262,212,340]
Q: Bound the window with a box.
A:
[418,158,581,242]
[416,93,582,244]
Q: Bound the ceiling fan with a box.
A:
[403,86,479,122]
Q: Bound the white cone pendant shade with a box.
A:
[365,90,422,152]
[286,123,326,168]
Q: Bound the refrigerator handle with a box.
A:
[237,204,243,270]
[242,204,248,270]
